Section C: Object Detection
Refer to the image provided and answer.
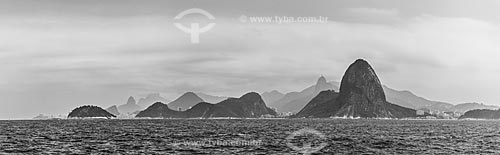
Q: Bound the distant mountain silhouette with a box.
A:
[383,86,445,109]
[268,76,335,113]
[168,92,204,111]
[136,92,276,118]
[33,114,50,120]
[137,93,170,109]
[451,103,499,113]
[459,109,500,119]
[118,96,143,114]
[135,102,181,118]
[202,92,276,118]
[314,76,332,94]
[295,59,416,118]
[266,76,492,114]
[68,105,116,118]
[261,90,284,105]
[382,86,453,111]
[195,92,228,103]
[383,86,498,112]
[105,105,120,116]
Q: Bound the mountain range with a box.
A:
[87,58,498,119]
[104,92,230,117]
[136,92,276,118]
[262,77,497,114]
[105,93,171,116]
[263,76,336,113]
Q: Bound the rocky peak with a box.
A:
[126,96,136,105]
[338,59,386,104]
[316,75,327,86]
[137,92,277,118]
[261,90,284,105]
[119,96,142,114]
[295,59,416,118]
[314,75,333,94]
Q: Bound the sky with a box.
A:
[1,0,500,119]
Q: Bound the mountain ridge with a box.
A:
[264,79,495,114]
[105,105,120,116]
[136,92,276,118]
[195,92,228,103]
[167,92,204,111]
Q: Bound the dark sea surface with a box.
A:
[1,119,500,154]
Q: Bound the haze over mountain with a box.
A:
[167,92,204,111]
[314,76,332,95]
[295,59,416,118]
[451,103,499,113]
[137,93,170,109]
[117,96,143,114]
[382,86,498,113]
[261,90,285,105]
[105,105,120,116]
[136,92,276,118]
[382,85,450,110]
[268,76,335,113]
[195,92,228,103]
[33,114,50,120]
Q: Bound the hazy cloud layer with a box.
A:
[1,0,500,119]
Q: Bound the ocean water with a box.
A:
[1,119,500,154]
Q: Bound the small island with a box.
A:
[459,109,500,119]
[68,105,116,118]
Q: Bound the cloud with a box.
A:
[342,7,402,24]
[1,2,500,119]
[347,7,400,18]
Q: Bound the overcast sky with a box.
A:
[1,0,500,119]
